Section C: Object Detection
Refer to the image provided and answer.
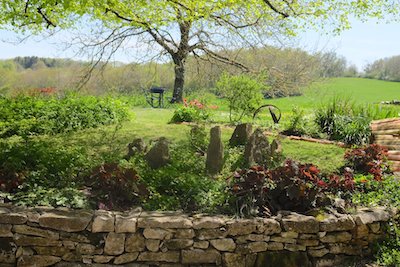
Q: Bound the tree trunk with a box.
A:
[171,56,185,103]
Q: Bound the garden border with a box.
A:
[0,204,396,266]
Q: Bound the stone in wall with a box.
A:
[38,210,92,232]
[281,213,319,233]
[91,211,114,233]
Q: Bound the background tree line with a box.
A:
[0,48,356,97]
[364,55,400,82]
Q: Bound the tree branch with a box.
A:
[36,6,56,28]
[263,0,290,18]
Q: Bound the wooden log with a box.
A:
[388,155,400,161]
[373,135,398,141]
[371,118,400,125]
[391,161,400,168]
[371,122,400,131]
[372,129,400,135]
[378,144,400,150]
[375,140,400,146]
[388,151,400,155]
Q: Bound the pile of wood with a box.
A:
[370,118,400,173]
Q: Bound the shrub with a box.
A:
[216,73,264,122]
[0,138,90,191]
[267,160,327,213]
[326,170,355,195]
[170,99,210,123]
[0,94,129,138]
[84,163,147,210]
[231,160,327,216]
[230,166,274,216]
[344,144,390,181]
[315,97,398,145]
[282,107,308,136]
[133,144,229,213]
[352,175,400,207]
[282,107,323,138]
[377,222,400,266]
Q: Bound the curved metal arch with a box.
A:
[252,104,282,124]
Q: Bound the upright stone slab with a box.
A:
[206,126,224,175]
[145,137,170,169]
[125,138,147,160]
[229,123,253,147]
[244,128,270,167]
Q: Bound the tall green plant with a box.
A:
[216,73,264,122]
[315,96,398,145]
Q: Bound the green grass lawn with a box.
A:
[61,107,345,173]
[266,77,400,112]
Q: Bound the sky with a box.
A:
[0,19,400,71]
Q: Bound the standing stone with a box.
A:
[229,123,253,147]
[270,139,282,155]
[206,126,224,175]
[125,138,147,160]
[145,137,170,169]
[244,128,270,167]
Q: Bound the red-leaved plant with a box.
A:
[230,160,328,216]
[85,163,148,210]
[344,144,390,181]
[0,169,24,193]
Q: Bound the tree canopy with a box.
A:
[1,0,399,101]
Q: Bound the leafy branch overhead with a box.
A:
[1,0,398,102]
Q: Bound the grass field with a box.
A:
[260,77,400,114]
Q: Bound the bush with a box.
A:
[231,160,327,216]
[344,144,390,181]
[282,107,323,138]
[84,163,147,210]
[282,107,308,136]
[0,94,129,138]
[170,99,211,123]
[216,73,264,122]
[0,138,90,191]
[132,144,229,213]
[315,97,398,145]
[352,175,400,207]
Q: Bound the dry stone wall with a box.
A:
[0,204,395,267]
